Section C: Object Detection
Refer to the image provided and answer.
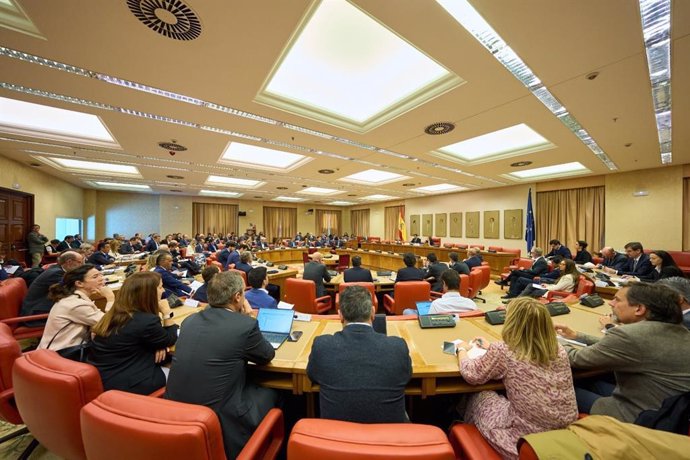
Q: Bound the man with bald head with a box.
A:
[20,251,85,322]
[599,247,627,272]
[302,251,332,298]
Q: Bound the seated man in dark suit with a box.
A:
[604,242,653,278]
[307,286,411,422]
[20,251,84,323]
[56,235,76,252]
[496,247,548,287]
[410,234,422,244]
[658,277,690,330]
[144,234,161,252]
[599,246,628,272]
[221,241,241,270]
[448,251,470,276]
[546,239,572,260]
[118,237,137,254]
[234,251,253,276]
[302,252,331,298]
[395,252,424,283]
[464,247,483,269]
[423,253,448,292]
[245,267,278,309]
[343,256,373,283]
[72,234,83,248]
[88,241,115,268]
[192,265,219,303]
[153,253,192,298]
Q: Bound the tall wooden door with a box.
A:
[0,188,34,264]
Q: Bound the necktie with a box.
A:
[632,258,638,272]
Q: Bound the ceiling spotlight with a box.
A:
[424,122,455,135]
[402,183,416,187]
[347,194,357,197]
[169,189,183,192]
[624,143,632,148]
[318,169,335,174]
[29,162,41,167]
[585,71,600,81]
[166,174,184,179]
[276,186,288,190]
[158,141,187,151]
[510,161,533,167]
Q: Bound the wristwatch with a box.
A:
[163,311,174,319]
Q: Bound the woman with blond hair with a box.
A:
[455,298,577,459]
[89,271,178,395]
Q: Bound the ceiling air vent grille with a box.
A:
[127,0,201,41]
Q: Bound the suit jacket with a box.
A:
[234,262,253,275]
[153,266,192,297]
[56,240,74,252]
[192,283,209,303]
[424,262,449,292]
[450,261,470,276]
[640,266,684,282]
[618,253,653,277]
[88,251,114,267]
[302,261,331,297]
[547,246,573,260]
[166,308,277,459]
[574,250,593,264]
[20,264,65,317]
[464,255,483,269]
[245,288,278,309]
[72,239,82,249]
[89,312,178,395]
[144,239,159,252]
[395,266,425,283]
[27,231,48,254]
[225,250,241,269]
[307,324,411,423]
[343,266,373,283]
[410,237,422,244]
[602,252,628,272]
[522,257,548,277]
[119,242,134,254]
[567,321,690,422]
[684,311,690,331]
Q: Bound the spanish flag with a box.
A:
[398,210,407,241]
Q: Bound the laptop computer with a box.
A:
[257,308,294,349]
[415,301,432,316]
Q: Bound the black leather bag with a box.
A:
[47,323,91,363]
[580,294,605,308]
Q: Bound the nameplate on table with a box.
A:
[184,298,199,308]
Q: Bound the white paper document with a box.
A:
[277,301,294,310]
[184,298,199,308]
[293,312,312,322]
[189,280,204,291]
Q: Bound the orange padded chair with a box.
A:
[288,418,456,460]
[502,248,522,264]
[488,246,502,252]
[285,278,331,314]
[474,265,491,303]
[545,275,594,302]
[469,244,484,250]
[335,253,350,273]
[0,277,48,341]
[383,281,431,315]
[13,349,104,460]
[454,243,468,249]
[448,424,502,460]
[459,274,471,298]
[80,390,284,460]
[468,270,482,302]
[429,237,441,247]
[335,282,378,312]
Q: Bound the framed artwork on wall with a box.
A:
[484,210,499,239]
[449,212,462,237]
[435,213,447,237]
[422,213,433,237]
[410,214,420,236]
[466,211,479,238]
[504,209,523,239]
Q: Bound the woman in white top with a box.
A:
[38,264,115,352]
[518,259,579,298]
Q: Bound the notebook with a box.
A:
[257,308,294,349]
[415,301,432,316]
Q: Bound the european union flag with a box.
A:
[525,188,535,253]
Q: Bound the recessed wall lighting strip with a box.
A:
[638,0,672,165]
[0,47,497,186]
[435,1,617,171]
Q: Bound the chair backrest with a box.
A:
[575,276,595,296]
[469,244,484,250]
[179,247,187,258]
[468,270,482,300]
[488,246,502,252]
[0,323,22,425]
[337,282,376,311]
[512,258,533,271]
[454,243,468,249]
[285,278,318,313]
[13,349,103,460]
[288,418,455,460]
[0,278,28,321]
[477,265,491,291]
[392,282,430,315]
[229,269,247,285]
[308,247,318,254]
[459,274,470,298]
[430,237,441,247]
[302,252,311,264]
[337,254,350,268]
[80,390,227,460]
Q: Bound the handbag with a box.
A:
[46,322,92,363]
[580,294,605,308]
[166,293,184,308]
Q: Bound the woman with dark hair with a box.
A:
[641,250,684,281]
[38,264,114,352]
[153,252,192,298]
[518,259,580,298]
[89,271,178,395]
[573,240,592,264]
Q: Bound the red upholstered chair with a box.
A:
[13,349,104,460]
[285,278,331,314]
[469,244,484,250]
[335,253,350,273]
[430,237,441,247]
[0,277,48,341]
[454,243,468,249]
[308,247,318,255]
[288,418,456,460]
[209,260,223,271]
[459,274,471,298]
[499,258,533,288]
[448,424,501,460]
[229,268,247,286]
[488,246,502,252]
[468,270,482,302]
[80,391,284,460]
[474,265,491,303]
[545,275,594,302]
[335,282,378,311]
[383,281,431,315]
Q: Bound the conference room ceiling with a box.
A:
[0,0,687,204]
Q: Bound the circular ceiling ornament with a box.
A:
[318,169,335,174]
[127,0,202,41]
[510,161,533,167]
[424,122,455,135]
[158,142,188,151]
[166,174,184,179]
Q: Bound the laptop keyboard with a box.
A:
[262,332,288,344]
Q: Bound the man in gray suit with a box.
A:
[307,286,411,422]
[302,252,331,297]
[658,277,690,330]
[554,282,690,422]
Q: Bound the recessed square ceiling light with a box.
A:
[219,141,311,172]
[0,96,118,148]
[272,196,305,202]
[206,175,265,189]
[339,169,410,185]
[361,194,398,201]
[412,183,467,193]
[32,156,142,178]
[436,124,553,164]
[199,189,243,198]
[504,162,590,180]
[257,1,462,132]
[328,201,356,206]
[297,187,344,196]
[91,181,151,191]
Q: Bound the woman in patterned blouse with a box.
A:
[456,298,578,459]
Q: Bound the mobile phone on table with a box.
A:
[442,341,457,355]
[288,330,303,342]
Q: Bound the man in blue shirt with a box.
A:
[546,239,572,260]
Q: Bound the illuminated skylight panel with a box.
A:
[297,187,344,196]
[220,142,310,172]
[0,96,118,147]
[328,201,355,206]
[264,1,451,123]
[361,194,398,201]
[273,196,305,202]
[199,189,243,198]
[439,124,552,161]
[206,175,265,189]
[92,181,151,191]
[339,169,410,185]
[412,183,466,193]
[50,157,140,175]
[506,162,589,180]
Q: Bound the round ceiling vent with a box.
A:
[127,0,202,41]
[169,189,183,192]
[158,142,188,151]
[276,186,288,190]
[510,161,533,167]
[424,122,455,135]
[318,169,335,174]
[166,174,184,179]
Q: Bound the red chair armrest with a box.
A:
[315,295,331,306]
[449,423,501,460]
[457,310,485,318]
[148,387,166,398]
[545,290,570,301]
[237,408,284,460]
[430,291,443,299]
[1,314,49,325]
[383,294,395,314]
